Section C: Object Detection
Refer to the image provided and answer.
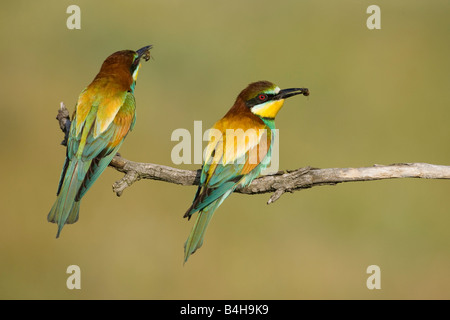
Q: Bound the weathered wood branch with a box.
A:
[56,103,450,204]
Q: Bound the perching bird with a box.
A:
[183,80,309,262]
[48,45,152,238]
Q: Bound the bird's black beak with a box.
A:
[136,45,152,62]
[276,87,310,100]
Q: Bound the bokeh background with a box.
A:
[1,0,449,299]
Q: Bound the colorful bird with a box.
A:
[183,80,309,262]
[48,45,152,238]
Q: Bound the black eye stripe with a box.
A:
[246,93,275,108]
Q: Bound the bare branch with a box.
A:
[56,103,450,203]
[57,102,71,146]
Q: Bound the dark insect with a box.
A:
[142,50,151,61]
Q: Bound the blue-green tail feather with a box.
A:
[184,190,233,263]
[184,203,218,264]
[48,159,90,238]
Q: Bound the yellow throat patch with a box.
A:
[251,99,285,119]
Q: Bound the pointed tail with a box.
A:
[184,189,235,263]
[48,159,89,238]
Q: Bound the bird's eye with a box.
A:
[258,94,268,101]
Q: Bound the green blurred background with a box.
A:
[0,0,449,299]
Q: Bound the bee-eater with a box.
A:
[183,80,309,262]
[48,45,152,238]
